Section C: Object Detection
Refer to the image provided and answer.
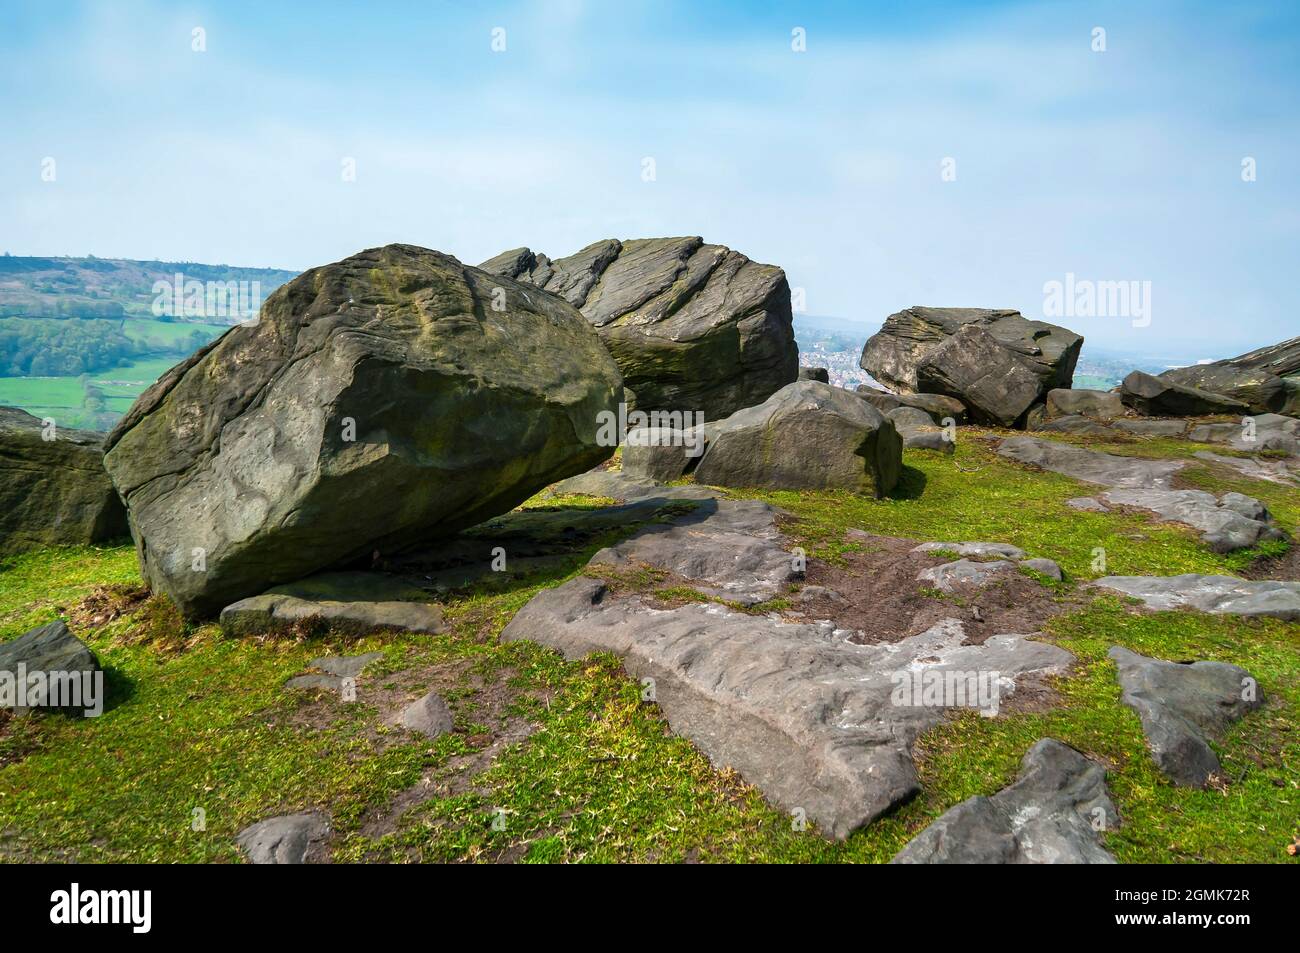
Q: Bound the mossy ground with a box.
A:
[1,430,1296,862]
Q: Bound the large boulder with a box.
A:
[480,237,797,419]
[0,406,128,555]
[693,381,902,495]
[1159,335,1300,414]
[1120,370,1249,417]
[102,245,623,618]
[859,307,1083,426]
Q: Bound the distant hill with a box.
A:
[0,254,297,320]
[0,255,299,431]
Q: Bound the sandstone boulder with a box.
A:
[693,381,902,495]
[1120,370,1249,417]
[860,307,1082,427]
[481,237,797,419]
[103,245,622,618]
[1045,388,1124,420]
[0,406,128,555]
[1159,335,1300,414]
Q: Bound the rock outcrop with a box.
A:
[692,381,902,495]
[891,739,1117,864]
[1120,370,1249,417]
[855,386,966,424]
[1159,335,1300,414]
[859,307,1083,427]
[481,237,797,419]
[997,436,1184,489]
[505,585,1072,839]
[102,245,622,618]
[1109,647,1262,787]
[0,406,128,555]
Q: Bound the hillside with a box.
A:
[0,255,297,430]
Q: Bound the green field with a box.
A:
[0,354,187,427]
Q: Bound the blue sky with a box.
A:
[2,0,1297,356]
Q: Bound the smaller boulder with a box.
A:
[891,739,1117,864]
[856,386,966,424]
[694,381,902,496]
[621,427,706,483]
[1042,415,1114,437]
[798,366,829,383]
[396,690,454,738]
[1109,646,1262,787]
[1112,417,1189,436]
[1045,388,1124,420]
[1120,371,1249,417]
[236,812,330,864]
[0,620,101,714]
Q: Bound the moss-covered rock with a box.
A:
[0,406,127,555]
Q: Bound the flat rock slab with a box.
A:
[1100,488,1282,552]
[588,498,799,605]
[890,739,1118,864]
[236,812,330,864]
[1066,496,1110,512]
[1092,575,1300,620]
[1112,418,1189,436]
[1189,413,1300,455]
[221,593,445,635]
[1041,414,1115,437]
[0,619,101,713]
[503,583,1072,839]
[548,470,721,503]
[1109,647,1262,787]
[917,558,1017,592]
[285,652,384,692]
[1194,450,1298,487]
[997,436,1183,489]
[913,541,1026,559]
[395,690,454,738]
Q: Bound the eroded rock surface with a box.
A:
[503,588,1072,839]
[997,436,1183,488]
[860,307,1082,427]
[236,812,330,864]
[0,406,128,555]
[588,498,799,605]
[481,237,797,419]
[103,244,622,618]
[1100,488,1282,552]
[693,381,902,495]
[1109,647,1262,787]
[890,739,1117,864]
[1093,575,1300,619]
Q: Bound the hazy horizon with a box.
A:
[4,0,1298,356]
